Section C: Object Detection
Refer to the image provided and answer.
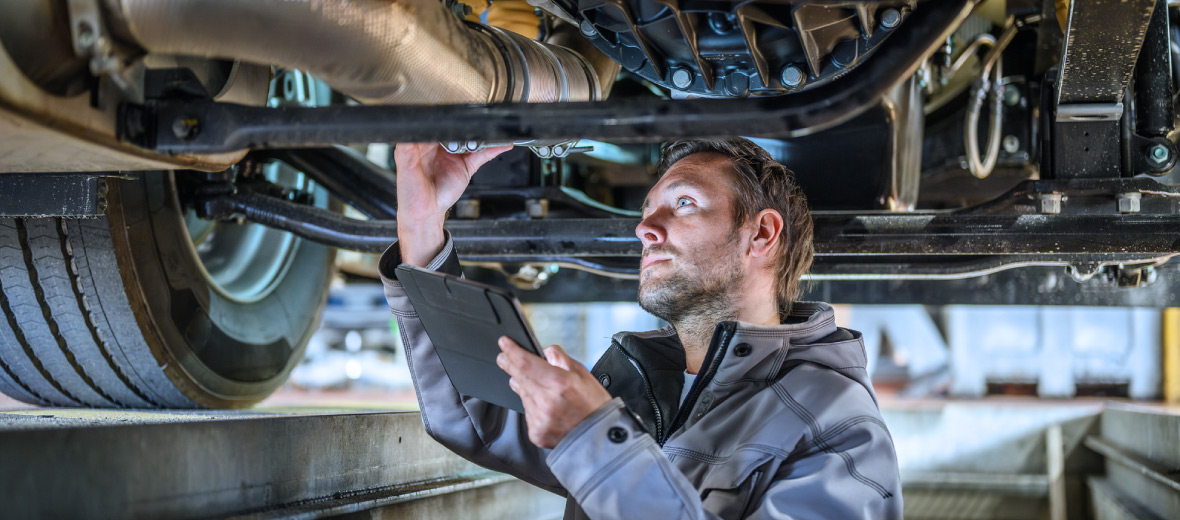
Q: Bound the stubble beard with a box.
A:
[638,249,744,328]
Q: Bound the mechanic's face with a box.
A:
[636,153,747,323]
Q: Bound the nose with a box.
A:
[635,210,666,248]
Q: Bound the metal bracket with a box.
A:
[1056,103,1123,122]
[1055,0,1156,109]
[526,0,579,27]
[65,0,143,103]
[1131,133,1177,175]
[442,139,590,158]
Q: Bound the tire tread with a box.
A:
[67,218,194,407]
[0,219,85,405]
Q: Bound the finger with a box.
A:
[499,336,546,381]
[544,345,575,371]
[512,376,543,418]
[502,337,561,384]
[509,376,540,418]
[392,142,424,173]
[498,335,529,361]
[496,352,518,378]
[465,145,513,171]
[549,344,590,374]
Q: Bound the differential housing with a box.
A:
[567,0,917,97]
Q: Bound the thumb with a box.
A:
[544,345,576,371]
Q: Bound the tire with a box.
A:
[0,171,334,408]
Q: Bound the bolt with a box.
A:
[455,199,480,219]
[579,19,597,37]
[535,145,552,158]
[708,12,738,35]
[1003,84,1022,106]
[671,68,694,90]
[526,198,549,218]
[1149,143,1170,165]
[724,73,750,96]
[881,8,902,29]
[1038,193,1062,214]
[780,65,805,89]
[465,141,482,152]
[831,40,858,68]
[1117,192,1142,214]
[444,141,462,153]
[171,116,200,140]
[1002,135,1020,154]
[76,22,96,49]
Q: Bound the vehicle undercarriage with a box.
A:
[1,0,1179,408]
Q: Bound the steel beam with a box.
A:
[0,409,562,519]
[122,1,978,154]
[1089,405,1180,520]
[194,178,1180,262]
[0,174,106,217]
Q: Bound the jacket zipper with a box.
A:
[658,323,735,446]
[619,348,664,442]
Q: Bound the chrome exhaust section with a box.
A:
[102,0,606,104]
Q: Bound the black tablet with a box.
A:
[395,263,542,413]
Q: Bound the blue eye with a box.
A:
[677,197,692,207]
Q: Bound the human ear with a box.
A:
[749,209,784,259]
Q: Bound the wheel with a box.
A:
[0,169,334,408]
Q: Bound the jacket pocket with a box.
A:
[689,448,774,516]
[700,469,763,519]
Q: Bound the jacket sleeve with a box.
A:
[545,399,903,520]
[379,234,564,494]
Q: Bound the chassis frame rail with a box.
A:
[195,177,1180,279]
[121,0,978,154]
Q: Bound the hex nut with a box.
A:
[780,65,805,89]
[455,199,480,219]
[1002,135,1020,154]
[580,19,597,37]
[526,198,549,218]
[1003,84,1022,106]
[1117,192,1141,214]
[171,117,200,140]
[76,23,96,49]
[1038,193,1062,214]
[1150,144,1170,165]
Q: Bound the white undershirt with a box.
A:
[681,372,697,406]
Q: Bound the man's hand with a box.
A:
[394,143,511,266]
[496,336,612,449]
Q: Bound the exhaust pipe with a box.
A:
[102,0,606,105]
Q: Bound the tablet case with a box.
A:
[395,263,542,413]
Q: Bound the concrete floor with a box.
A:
[0,392,564,519]
[4,387,1177,519]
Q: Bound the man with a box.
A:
[381,138,902,519]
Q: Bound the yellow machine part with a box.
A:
[468,0,542,40]
[1165,308,1180,403]
[1055,0,1069,32]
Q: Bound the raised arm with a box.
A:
[382,143,564,494]
[394,142,508,266]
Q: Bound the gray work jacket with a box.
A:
[380,237,903,519]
